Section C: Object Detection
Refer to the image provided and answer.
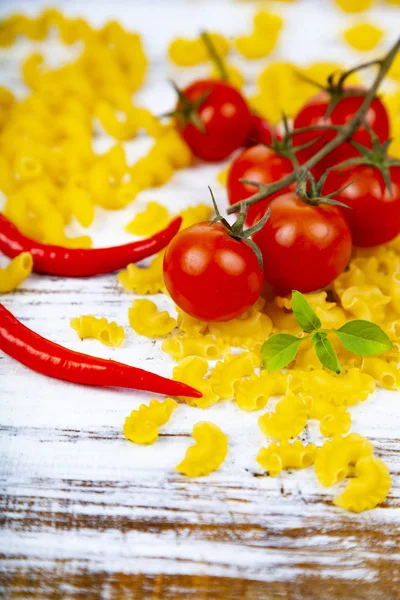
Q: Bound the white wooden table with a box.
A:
[1,1,399,598]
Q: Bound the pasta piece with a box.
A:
[162,334,229,361]
[128,299,176,337]
[175,422,228,477]
[168,33,229,67]
[209,310,272,347]
[117,252,165,294]
[307,398,352,437]
[314,433,374,487]
[176,309,208,335]
[70,315,125,347]
[129,154,174,189]
[235,10,282,60]
[235,370,288,412]
[334,0,373,12]
[339,285,391,323]
[123,398,178,444]
[296,368,376,406]
[210,352,258,399]
[150,128,192,169]
[343,23,384,52]
[217,168,228,187]
[235,32,280,60]
[61,185,94,227]
[258,392,307,440]
[172,356,219,408]
[333,457,391,512]
[265,301,303,336]
[257,440,317,476]
[361,357,400,390]
[179,204,213,230]
[0,252,33,293]
[125,202,170,236]
[94,100,137,140]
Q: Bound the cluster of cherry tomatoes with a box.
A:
[163,77,400,322]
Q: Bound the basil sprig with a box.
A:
[261,291,393,374]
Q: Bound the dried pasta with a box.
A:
[162,334,229,361]
[168,33,229,67]
[257,441,317,477]
[175,422,228,476]
[128,299,176,337]
[209,352,259,399]
[179,204,213,230]
[343,23,384,52]
[209,309,272,347]
[258,392,307,440]
[125,202,170,237]
[172,357,219,408]
[333,456,391,512]
[123,398,178,444]
[235,370,288,412]
[314,433,374,487]
[117,252,165,294]
[70,315,125,347]
[0,252,33,293]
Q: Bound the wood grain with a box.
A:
[1,1,400,598]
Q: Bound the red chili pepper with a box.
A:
[0,214,182,277]
[0,304,201,398]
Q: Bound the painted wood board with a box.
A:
[1,0,400,598]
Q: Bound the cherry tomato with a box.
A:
[176,80,252,162]
[163,222,263,321]
[252,192,352,294]
[227,145,295,225]
[293,89,389,177]
[244,114,277,147]
[323,163,400,247]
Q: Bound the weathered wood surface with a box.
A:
[1,1,400,598]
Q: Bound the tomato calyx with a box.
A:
[333,127,400,196]
[295,169,352,209]
[295,62,381,118]
[208,186,269,270]
[167,81,212,133]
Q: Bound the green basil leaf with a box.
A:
[261,333,302,372]
[335,320,393,356]
[314,338,342,374]
[291,290,322,332]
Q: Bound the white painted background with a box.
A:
[0,0,400,597]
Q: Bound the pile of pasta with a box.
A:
[0,10,192,249]
[0,6,399,513]
[120,236,398,511]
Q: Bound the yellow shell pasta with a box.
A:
[175,422,228,477]
[128,299,176,338]
[123,398,178,445]
[257,441,317,477]
[0,252,33,294]
[70,315,125,347]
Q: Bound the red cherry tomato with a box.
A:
[227,145,295,225]
[244,114,278,147]
[293,89,389,177]
[176,80,252,162]
[252,192,352,294]
[323,163,400,247]
[163,222,263,321]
